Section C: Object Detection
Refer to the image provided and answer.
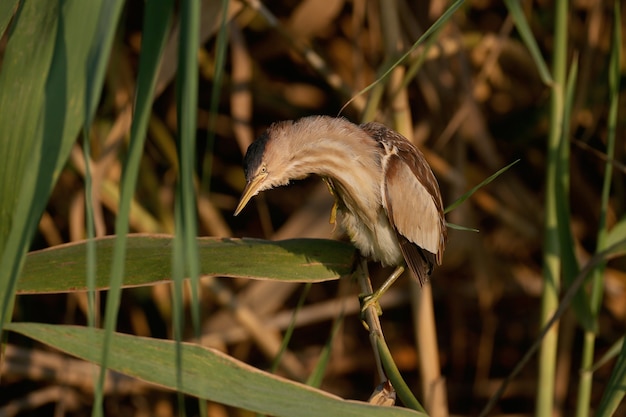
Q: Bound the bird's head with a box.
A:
[233,116,367,216]
[234,121,302,216]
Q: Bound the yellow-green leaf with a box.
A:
[18,234,357,294]
[6,323,424,417]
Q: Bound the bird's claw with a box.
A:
[359,292,383,327]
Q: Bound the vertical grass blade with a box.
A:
[305,301,343,389]
[596,342,626,416]
[174,0,201,413]
[82,121,97,330]
[271,283,312,375]
[176,0,201,329]
[590,2,623,414]
[83,2,125,415]
[556,57,596,333]
[202,0,230,192]
[91,1,172,414]
[81,0,124,332]
[503,0,553,85]
[592,0,620,337]
[84,2,124,126]
[536,0,568,415]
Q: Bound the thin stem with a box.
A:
[576,4,621,414]
[536,0,568,415]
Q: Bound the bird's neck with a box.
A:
[290,118,383,218]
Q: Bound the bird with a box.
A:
[234,115,446,302]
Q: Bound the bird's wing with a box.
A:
[361,123,446,284]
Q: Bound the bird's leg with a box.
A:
[360,265,405,315]
[355,257,394,403]
[356,260,384,371]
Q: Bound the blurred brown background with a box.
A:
[3,0,626,416]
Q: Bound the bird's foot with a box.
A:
[359,265,405,326]
[359,292,383,328]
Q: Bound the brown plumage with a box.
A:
[235,115,446,285]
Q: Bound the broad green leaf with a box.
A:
[0,0,103,328]
[0,0,57,327]
[0,0,18,37]
[18,235,357,294]
[5,323,424,417]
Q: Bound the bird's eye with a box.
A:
[260,165,267,174]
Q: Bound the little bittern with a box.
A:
[234,116,446,295]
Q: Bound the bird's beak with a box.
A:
[234,173,267,216]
